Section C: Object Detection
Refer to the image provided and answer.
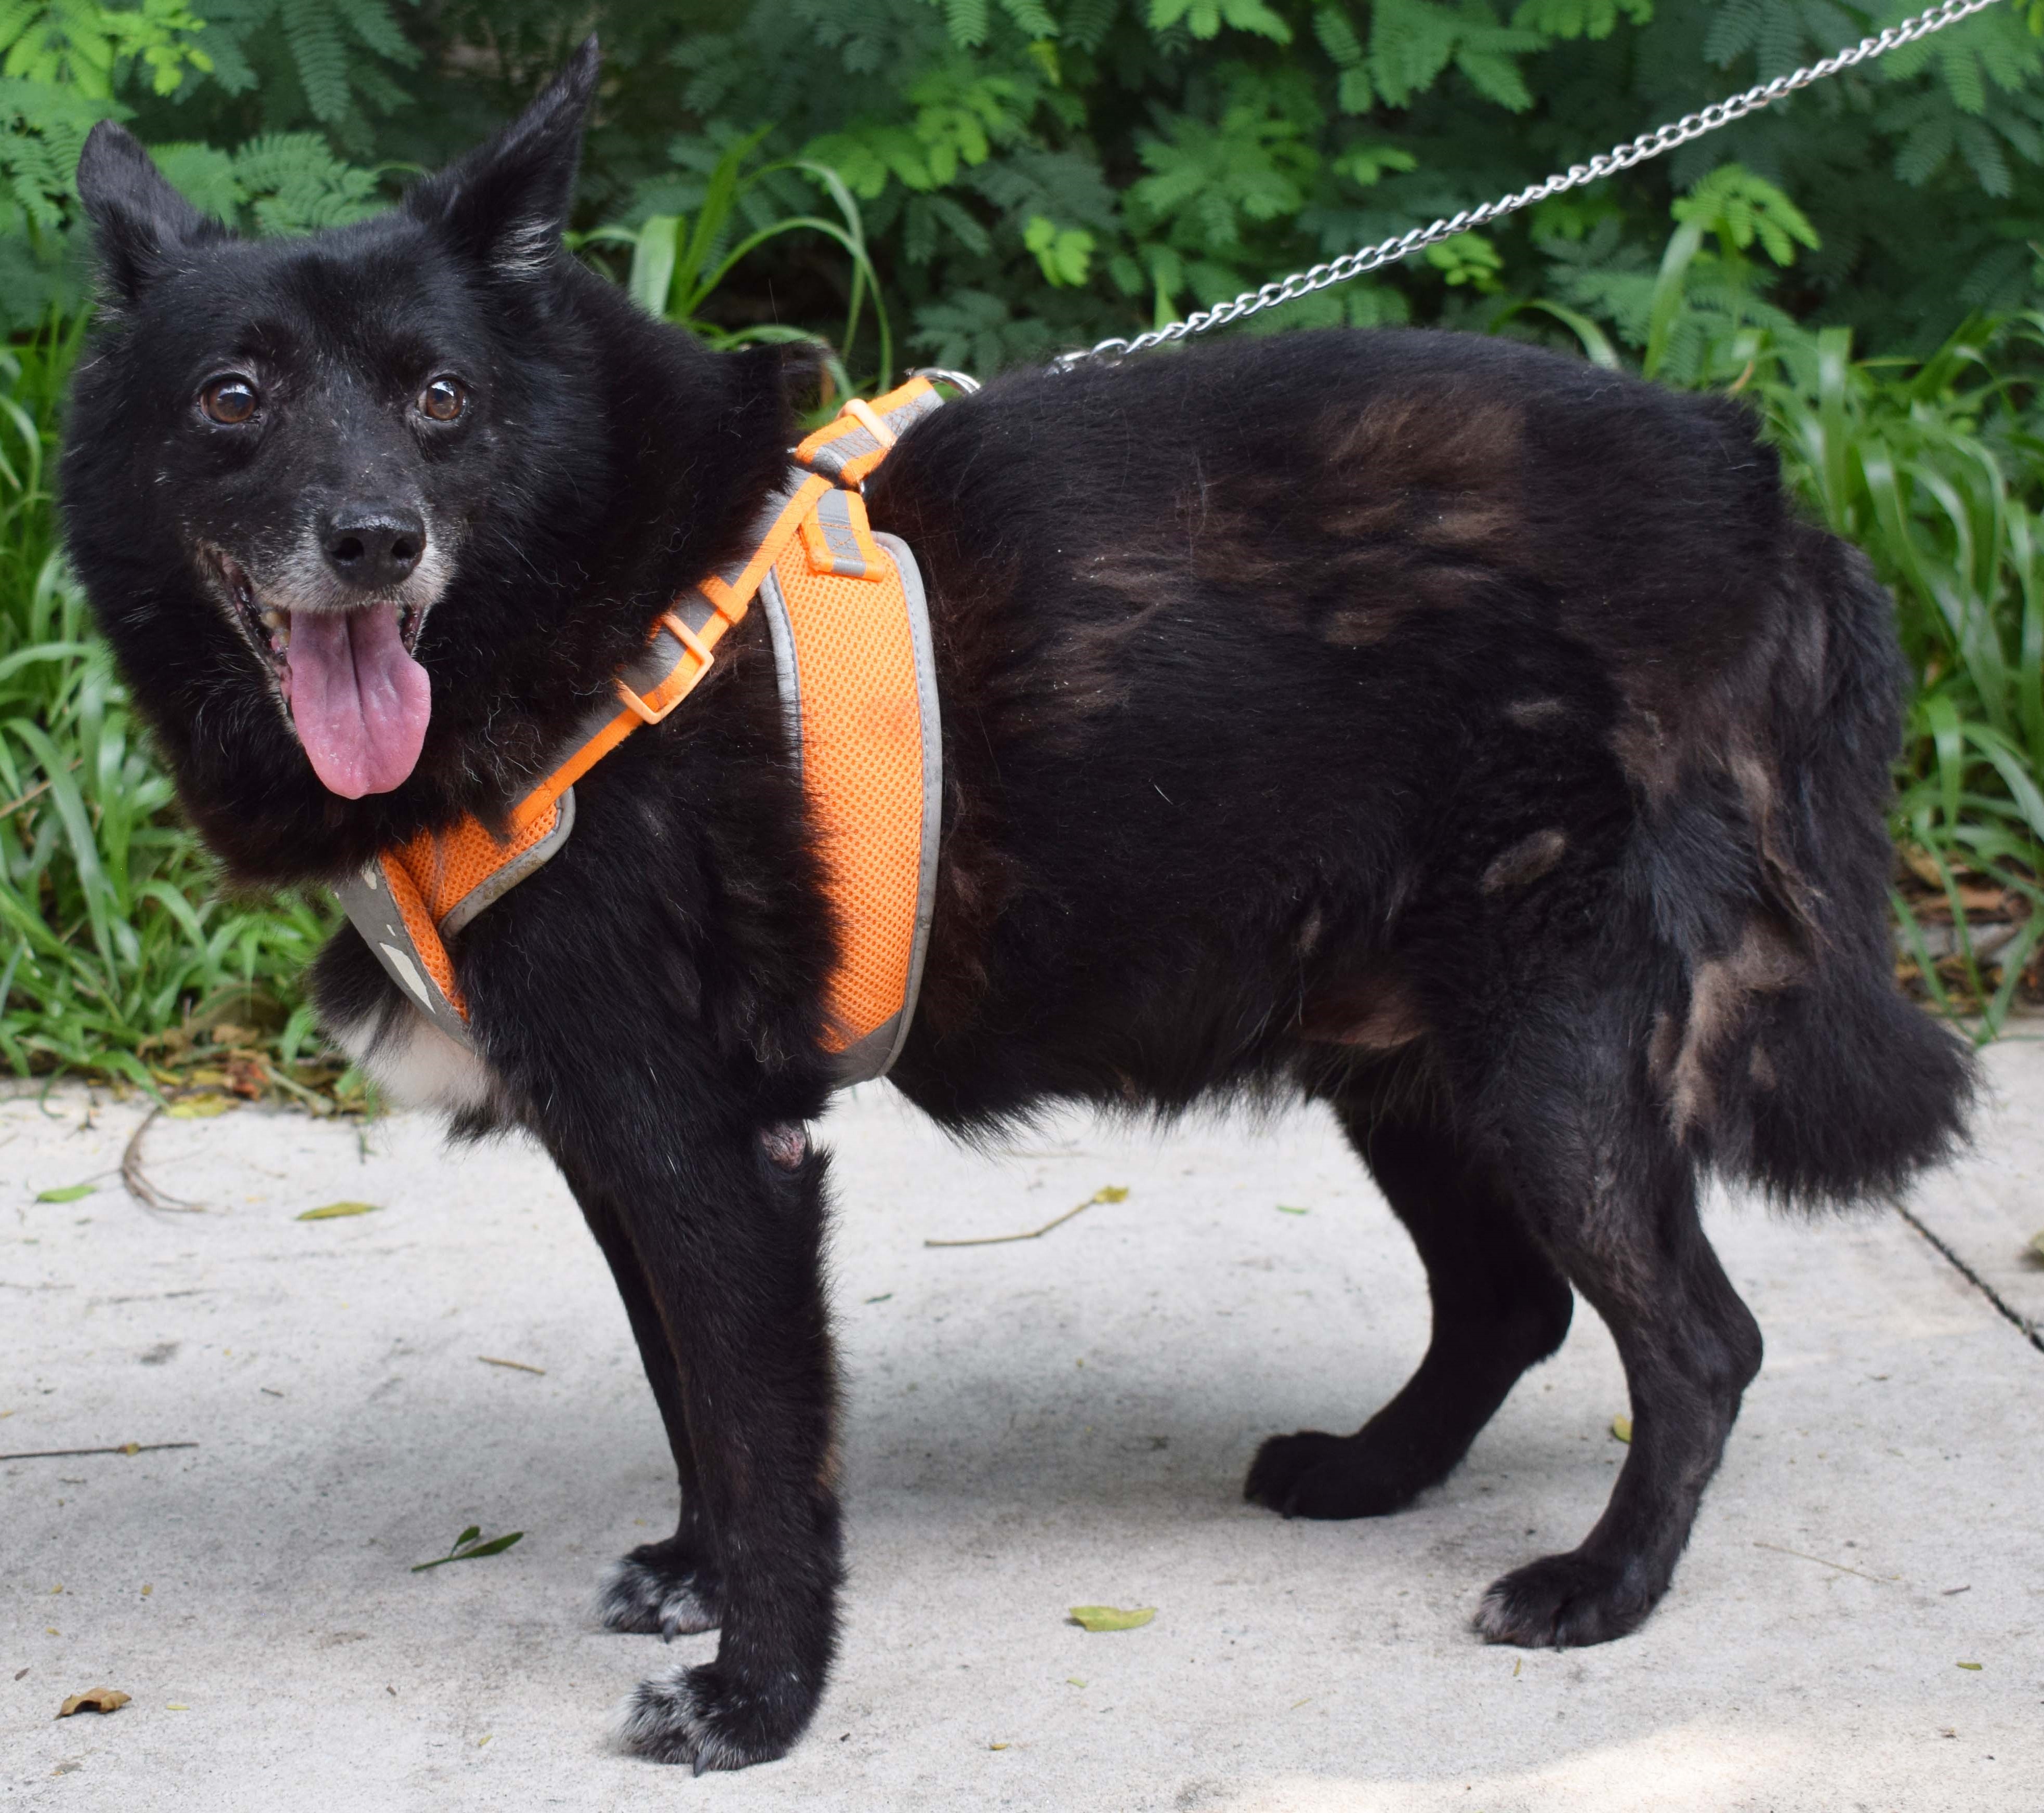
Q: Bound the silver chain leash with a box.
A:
[1057,0,2007,368]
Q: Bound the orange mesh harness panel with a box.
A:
[333,377,946,1086]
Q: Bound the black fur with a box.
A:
[60,45,1974,1771]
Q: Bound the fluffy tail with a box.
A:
[1692,527,1976,1204]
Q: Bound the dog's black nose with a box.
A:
[321,504,426,589]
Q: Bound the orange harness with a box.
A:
[334,377,945,1086]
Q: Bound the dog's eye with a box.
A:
[418,377,466,423]
[200,376,258,426]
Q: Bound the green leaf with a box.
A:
[1070,1604,1156,1631]
[1510,0,1651,38]
[627,216,681,319]
[35,1181,94,1202]
[1331,144,1418,188]
[1426,232,1504,291]
[1000,0,1060,32]
[1611,1413,1632,1443]
[1671,165,1819,269]
[460,1532,524,1559]
[411,1526,523,1572]
[1024,215,1094,286]
[296,1201,380,1220]
[1276,1203,1310,1215]
[939,0,992,47]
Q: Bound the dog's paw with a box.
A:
[1243,1429,1434,1519]
[612,1660,808,1773]
[1474,1551,1659,1649]
[595,1545,723,1639]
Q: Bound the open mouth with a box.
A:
[209,548,429,676]
[203,546,434,800]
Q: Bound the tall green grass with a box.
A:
[0,320,338,1090]
[1726,315,2044,1031]
[4,304,2042,1087]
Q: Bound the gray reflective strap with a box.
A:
[438,787,577,938]
[759,566,802,784]
[877,384,945,436]
[808,489,874,579]
[830,1015,901,1085]
[803,422,887,484]
[333,860,477,1053]
[801,386,945,483]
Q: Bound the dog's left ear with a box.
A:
[404,35,599,279]
[75,121,225,303]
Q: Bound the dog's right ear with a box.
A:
[76,122,220,304]
[403,35,599,280]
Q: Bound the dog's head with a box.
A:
[61,39,798,881]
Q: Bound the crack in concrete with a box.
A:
[1892,1197,2044,1356]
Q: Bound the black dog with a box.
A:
[60,43,1973,1772]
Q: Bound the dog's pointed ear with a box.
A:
[405,35,599,278]
[75,121,218,303]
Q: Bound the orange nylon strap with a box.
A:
[794,376,941,487]
[506,473,831,837]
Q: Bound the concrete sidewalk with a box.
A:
[3,1041,2041,1812]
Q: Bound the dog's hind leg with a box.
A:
[580,1192,724,1639]
[1245,1084,1573,1518]
[1470,990,1764,1649]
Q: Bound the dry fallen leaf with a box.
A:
[1957,1661,1983,1671]
[165,1093,231,1120]
[2028,1230,2044,1264]
[1611,1414,1633,1443]
[1069,1605,1155,1632]
[297,1202,381,1221]
[56,1688,130,1718]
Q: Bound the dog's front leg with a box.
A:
[553,1123,839,1772]
[582,1189,727,1639]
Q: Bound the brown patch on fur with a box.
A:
[1321,392,1525,495]
[1665,918,1806,1137]
[1416,500,1521,549]
[1648,1010,1680,1084]
[1299,970,1427,1051]
[1323,606,1403,648]
[1506,697,1570,729]
[1482,827,1567,895]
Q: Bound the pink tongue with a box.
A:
[283,607,430,798]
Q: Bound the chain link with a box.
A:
[1056,0,2006,369]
